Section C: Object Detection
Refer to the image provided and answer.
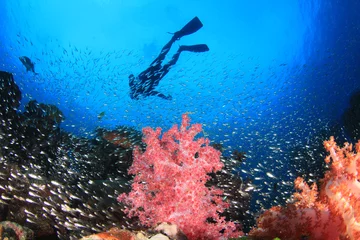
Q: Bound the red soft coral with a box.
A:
[249,137,360,240]
[118,114,241,240]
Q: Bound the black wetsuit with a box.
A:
[129,16,209,100]
[129,36,180,100]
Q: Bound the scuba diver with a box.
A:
[129,16,209,100]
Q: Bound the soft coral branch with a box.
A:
[118,114,241,240]
[322,137,360,239]
[250,137,360,240]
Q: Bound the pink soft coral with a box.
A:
[249,137,360,240]
[118,114,241,240]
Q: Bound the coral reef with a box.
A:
[0,221,34,240]
[3,66,358,239]
[249,137,360,240]
[101,126,143,149]
[0,71,250,239]
[0,71,21,115]
[118,114,242,240]
[80,228,136,240]
[0,71,140,239]
[80,223,188,240]
[289,124,345,185]
[207,152,251,229]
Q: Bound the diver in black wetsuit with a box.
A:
[129,17,209,100]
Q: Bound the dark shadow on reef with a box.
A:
[343,90,360,142]
[0,71,252,239]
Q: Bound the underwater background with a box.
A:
[0,0,360,239]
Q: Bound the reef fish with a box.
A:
[97,111,106,120]
[19,56,38,75]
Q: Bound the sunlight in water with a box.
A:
[0,0,359,239]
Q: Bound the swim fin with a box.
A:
[180,44,209,53]
[173,17,203,40]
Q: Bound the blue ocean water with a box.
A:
[0,0,359,230]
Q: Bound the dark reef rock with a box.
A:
[0,71,137,239]
[0,71,21,114]
[343,90,360,141]
[0,221,34,240]
[0,71,25,173]
[208,154,252,231]
[0,70,252,238]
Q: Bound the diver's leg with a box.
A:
[148,17,204,69]
[149,36,178,67]
[156,50,182,81]
[158,44,209,79]
[152,17,204,64]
